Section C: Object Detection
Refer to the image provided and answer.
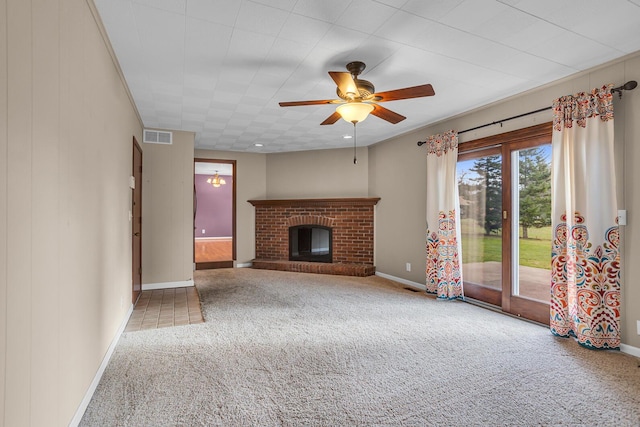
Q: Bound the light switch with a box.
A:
[129,176,136,189]
[618,210,627,226]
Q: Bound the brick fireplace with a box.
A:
[248,198,380,276]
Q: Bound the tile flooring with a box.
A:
[125,287,204,332]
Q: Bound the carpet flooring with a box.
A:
[80,269,640,426]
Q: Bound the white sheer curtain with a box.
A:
[425,130,464,299]
[550,85,620,349]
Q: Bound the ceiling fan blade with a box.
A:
[279,99,339,107]
[320,111,342,125]
[373,84,435,102]
[329,71,358,98]
[371,104,406,124]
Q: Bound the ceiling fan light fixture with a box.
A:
[278,61,433,126]
[336,102,374,124]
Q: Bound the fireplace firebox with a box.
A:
[289,225,332,263]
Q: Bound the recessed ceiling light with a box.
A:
[254,143,264,147]
[343,135,352,139]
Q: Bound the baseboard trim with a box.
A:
[142,280,194,291]
[375,271,426,291]
[235,262,252,268]
[620,344,640,358]
[68,302,134,426]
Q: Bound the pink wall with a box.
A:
[195,174,233,238]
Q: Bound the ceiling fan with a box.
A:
[278,61,435,125]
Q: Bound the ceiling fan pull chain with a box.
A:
[353,122,358,165]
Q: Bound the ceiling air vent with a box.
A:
[143,129,173,145]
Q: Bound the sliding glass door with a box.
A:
[457,124,552,324]
[458,148,503,306]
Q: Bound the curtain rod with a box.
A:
[416,80,637,147]
[416,106,551,146]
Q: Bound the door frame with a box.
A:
[132,136,143,303]
[501,136,552,324]
[459,122,552,324]
[458,146,503,307]
[193,158,236,269]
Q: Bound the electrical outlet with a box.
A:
[406,262,411,272]
[637,320,640,335]
[202,229,205,234]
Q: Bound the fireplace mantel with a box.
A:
[248,197,379,276]
[248,197,380,207]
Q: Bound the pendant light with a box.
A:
[207,171,226,188]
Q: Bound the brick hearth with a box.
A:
[248,198,380,277]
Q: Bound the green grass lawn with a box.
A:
[518,238,551,269]
[460,219,552,269]
[521,225,552,240]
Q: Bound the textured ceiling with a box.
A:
[94,0,640,153]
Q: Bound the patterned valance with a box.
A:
[552,85,614,131]
[425,130,458,157]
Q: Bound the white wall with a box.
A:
[142,130,195,285]
[0,2,7,422]
[620,54,640,349]
[266,147,369,199]
[1,0,143,425]
[369,52,640,348]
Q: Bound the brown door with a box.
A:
[132,137,143,303]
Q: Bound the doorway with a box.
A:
[132,137,142,303]
[194,159,236,269]
[457,123,552,324]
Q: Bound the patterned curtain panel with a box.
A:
[550,85,620,349]
[425,130,464,299]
